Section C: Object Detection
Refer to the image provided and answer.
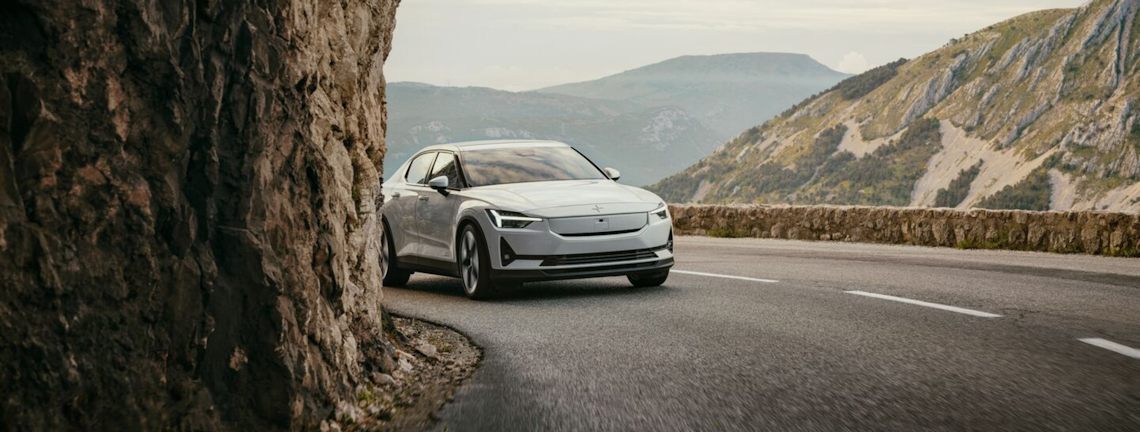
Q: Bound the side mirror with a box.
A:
[428,175,449,192]
[604,167,621,181]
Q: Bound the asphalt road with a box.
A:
[385,237,1140,431]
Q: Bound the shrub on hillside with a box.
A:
[809,118,943,206]
[934,162,983,207]
[779,59,909,118]
[706,125,848,201]
[976,169,1052,211]
[836,58,909,100]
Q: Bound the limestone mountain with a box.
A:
[385,53,849,186]
[651,0,1140,213]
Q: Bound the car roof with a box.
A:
[416,140,569,153]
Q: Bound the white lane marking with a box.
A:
[845,291,1002,318]
[672,270,779,284]
[1079,338,1140,360]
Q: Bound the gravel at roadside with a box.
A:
[325,316,480,432]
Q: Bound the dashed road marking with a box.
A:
[845,291,1002,318]
[1079,338,1140,360]
[673,270,779,284]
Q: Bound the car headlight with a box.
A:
[649,203,669,220]
[488,209,542,229]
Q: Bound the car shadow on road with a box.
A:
[393,275,670,302]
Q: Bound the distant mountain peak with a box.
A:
[541,52,846,89]
[537,52,850,137]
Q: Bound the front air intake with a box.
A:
[540,248,661,267]
[500,238,518,266]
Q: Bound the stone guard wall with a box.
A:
[669,205,1140,257]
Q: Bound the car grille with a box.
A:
[540,247,662,267]
[558,228,642,237]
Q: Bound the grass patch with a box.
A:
[357,386,381,404]
[428,335,453,354]
[955,239,979,250]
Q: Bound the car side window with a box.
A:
[428,152,462,188]
[405,152,436,185]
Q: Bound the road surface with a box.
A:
[385,237,1140,431]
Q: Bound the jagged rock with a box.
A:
[372,372,397,387]
[0,0,401,430]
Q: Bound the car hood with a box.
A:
[463,180,663,217]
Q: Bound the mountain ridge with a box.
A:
[537,52,851,137]
[538,52,846,89]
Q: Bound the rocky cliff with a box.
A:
[652,0,1140,212]
[0,0,399,430]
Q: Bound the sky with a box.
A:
[386,0,1087,92]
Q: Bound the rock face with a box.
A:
[670,205,1140,257]
[0,0,399,430]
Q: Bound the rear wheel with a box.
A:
[380,220,413,287]
[628,270,669,287]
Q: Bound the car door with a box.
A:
[393,151,436,258]
[416,151,462,262]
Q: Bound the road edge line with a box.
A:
[845,291,1002,318]
[673,270,779,284]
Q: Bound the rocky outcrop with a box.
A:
[0,0,399,430]
[671,205,1140,257]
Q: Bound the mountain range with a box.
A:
[651,0,1140,212]
[384,53,849,186]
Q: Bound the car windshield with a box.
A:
[462,146,608,186]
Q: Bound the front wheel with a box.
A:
[458,225,500,299]
[628,270,669,287]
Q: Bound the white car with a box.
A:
[379,140,675,299]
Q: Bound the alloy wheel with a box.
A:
[461,230,479,294]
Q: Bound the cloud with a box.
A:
[438,0,1078,32]
[389,0,1087,90]
[836,52,870,74]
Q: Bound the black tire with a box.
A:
[458,224,498,299]
[380,219,413,287]
[628,270,669,287]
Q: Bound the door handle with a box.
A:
[418,196,429,201]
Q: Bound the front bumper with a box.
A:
[483,210,674,281]
[493,256,674,282]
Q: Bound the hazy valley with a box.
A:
[385,53,849,186]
